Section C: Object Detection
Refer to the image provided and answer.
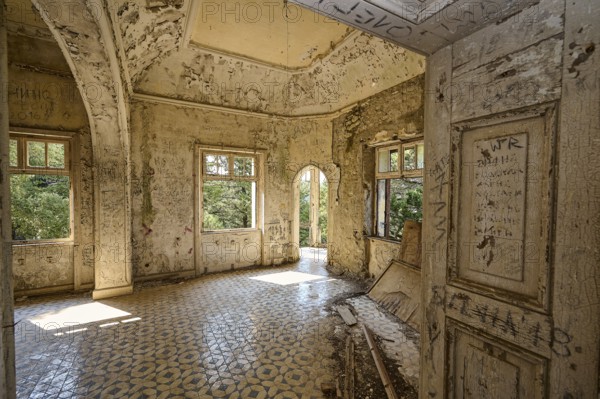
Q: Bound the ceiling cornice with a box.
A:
[131,91,363,121]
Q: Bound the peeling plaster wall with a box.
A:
[135,32,425,116]
[329,75,424,275]
[366,237,401,278]
[31,0,134,300]
[7,32,95,295]
[289,33,425,116]
[129,77,423,280]
[129,100,334,279]
[114,0,185,83]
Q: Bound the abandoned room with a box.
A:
[0,0,598,398]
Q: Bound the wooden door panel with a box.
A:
[444,104,558,398]
[449,104,557,310]
[447,321,547,399]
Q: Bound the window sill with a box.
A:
[201,228,261,234]
[11,240,74,246]
[367,236,402,245]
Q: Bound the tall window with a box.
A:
[375,140,424,241]
[9,134,72,241]
[201,149,258,231]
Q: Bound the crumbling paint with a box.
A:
[330,75,425,275]
[6,27,94,295]
[136,31,425,116]
[116,0,185,83]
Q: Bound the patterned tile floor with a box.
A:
[14,249,365,399]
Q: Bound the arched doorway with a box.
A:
[291,165,329,263]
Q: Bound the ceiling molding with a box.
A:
[131,92,362,121]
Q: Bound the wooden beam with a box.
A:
[362,325,398,399]
[344,336,355,399]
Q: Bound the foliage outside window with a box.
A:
[375,141,424,241]
[9,135,72,241]
[201,150,258,231]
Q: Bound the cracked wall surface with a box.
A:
[129,100,335,279]
[6,9,95,295]
[107,0,425,116]
[330,75,424,275]
[31,0,133,299]
[128,74,423,281]
[114,0,186,84]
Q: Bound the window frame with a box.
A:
[8,131,74,243]
[374,139,424,241]
[198,146,263,233]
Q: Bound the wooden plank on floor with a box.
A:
[344,335,355,399]
[363,325,399,399]
[336,305,357,326]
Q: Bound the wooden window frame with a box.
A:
[374,139,424,241]
[198,146,263,233]
[9,131,74,243]
[10,134,71,176]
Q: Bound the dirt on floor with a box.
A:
[324,292,418,399]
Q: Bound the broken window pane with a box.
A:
[403,146,416,171]
[27,141,46,168]
[48,143,65,169]
[203,180,255,230]
[11,174,71,240]
[10,139,18,167]
[234,156,254,177]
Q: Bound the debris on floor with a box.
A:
[330,292,420,399]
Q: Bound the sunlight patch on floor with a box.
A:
[250,271,328,286]
[29,302,131,330]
